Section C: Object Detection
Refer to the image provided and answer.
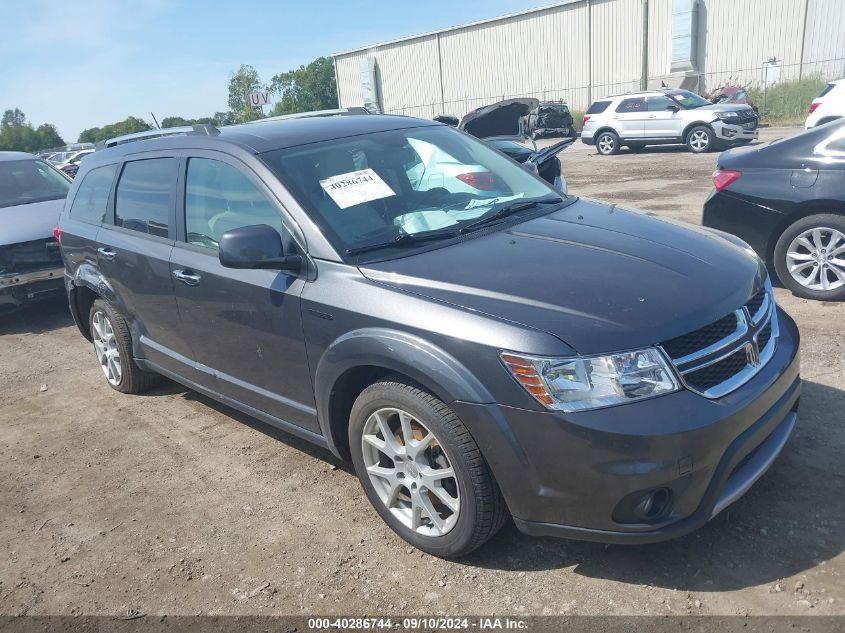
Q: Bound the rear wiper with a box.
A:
[459,197,563,234]
[346,227,458,256]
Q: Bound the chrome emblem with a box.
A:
[745,341,761,367]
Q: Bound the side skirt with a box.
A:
[138,358,331,452]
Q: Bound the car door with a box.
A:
[96,156,198,378]
[611,97,647,140]
[168,153,318,432]
[644,95,683,139]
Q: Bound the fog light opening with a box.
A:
[635,488,671,521]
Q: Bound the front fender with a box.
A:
[314,328,495,457]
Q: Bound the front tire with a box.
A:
[686,125,714,153]
[349,377,507,557]
[595,131,620,155]
[774,214,845,301]
[89,299,161,393]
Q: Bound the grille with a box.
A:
[757,320,773,351]
[661,312,739,359]
[684,348,749,392]
[660,285,777,398]
[0,238,62,275]
[745,287,766,320]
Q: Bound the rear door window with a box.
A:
[68,164,117,224]
[114,158,177,238]
[586,100,611,114]
[616,98,646,113]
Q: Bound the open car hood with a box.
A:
[459,98,539,138]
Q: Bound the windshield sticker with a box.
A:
[319,168,395,209]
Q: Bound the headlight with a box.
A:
[715,111,739,122]
[500,348,679,412]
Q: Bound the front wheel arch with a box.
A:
[314,329,494,459]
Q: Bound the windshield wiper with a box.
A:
[459,196,563,234]
[346,227,458,256]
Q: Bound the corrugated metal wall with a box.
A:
[334,0,845,117]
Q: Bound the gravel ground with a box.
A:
[1,126,843,618]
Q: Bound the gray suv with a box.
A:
[582,89,759,155]
[58,114,799,557]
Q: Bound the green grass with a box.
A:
[749,76,828,125]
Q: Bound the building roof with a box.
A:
[331,0,580,57]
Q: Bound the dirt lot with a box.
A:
[1,126,843,618]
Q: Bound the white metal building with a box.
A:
[332,0,845,119]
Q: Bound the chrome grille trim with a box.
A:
[659,281,778,399]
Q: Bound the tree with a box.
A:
[159,116,214,128]
[227,64,265,123]
[36,123,64,149]
[269,57,338,116]
[0,109,64,152]
[78,116,152,143]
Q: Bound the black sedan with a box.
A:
[703,120,845,301]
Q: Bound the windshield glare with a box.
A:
[0,159,70,208]
[669,90,712,109]
[261,125,559,255]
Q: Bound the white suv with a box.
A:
[805,80,845,129]
[582,89,758,155]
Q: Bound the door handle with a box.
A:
[648,115,657,118]
[172,269,202,286]
[97,247,116,261]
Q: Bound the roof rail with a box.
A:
[243,107,370,125]
[98,123,220,149]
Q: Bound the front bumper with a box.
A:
[712,120,758,142]
[0,267,65,310]
[452,307,800,544]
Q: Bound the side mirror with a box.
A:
[218,224,302,271]
[666,104,680,112]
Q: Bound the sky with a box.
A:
[0,0,545,142]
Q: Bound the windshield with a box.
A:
[261,125,561,257]
[0,159,70,208]
[669,90,711,109]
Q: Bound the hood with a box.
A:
[0,198,65,245]
[360,199,765,355]
[459,98,539,138]
[694,103,754,114]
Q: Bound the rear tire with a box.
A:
[595,131,620,155]
[89,299,161,393]
[773,213,845,301]
[349,376,507,557]
[686,125,714,153]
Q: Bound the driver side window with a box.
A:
[184,158,285,249]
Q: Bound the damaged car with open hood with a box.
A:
[438,97,574,193]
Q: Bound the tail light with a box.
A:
[712,169,742,192]
[583,114,591,125]
[53,224,62,245]
[456,171,497,190]
[808,101,820,114]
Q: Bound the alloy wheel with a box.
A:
[689,130,710,151]
[597,135,615,154]
[361,407,460,536]
[92,311,122,385]
[786,227,845,292]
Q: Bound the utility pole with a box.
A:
[641,0,650,91]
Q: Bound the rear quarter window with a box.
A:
[114,158,177,239]
[586,100,611,114]
[68,164,117,224]
[818,84,835,99]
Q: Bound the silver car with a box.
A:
[581,89,759,155]
[0,152,70,312]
